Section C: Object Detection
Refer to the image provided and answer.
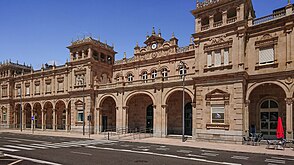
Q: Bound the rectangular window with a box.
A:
[207,52,212,67]
[77,110,84,122]
[17,88,21,96]
[57,82,64,91]
[259,47,274,65]
[214,51,221,67]
[224,49,229,65]
[26,86,30,96]
[46,83,51,93]
[2,87,7,97]
[35,85,40,94]
[211,105,225,124]
[3,111,7,122]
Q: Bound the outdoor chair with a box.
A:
[266,140,276,149]
[243,136,250,145]
[276,139,286,150]
[253,133,263,146]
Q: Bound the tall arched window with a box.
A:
[151,70,157,79]
[179,66,186,79]
[161,68,168,81]
[142,71,148,83]
[127,73,133,82]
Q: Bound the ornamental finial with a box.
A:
[152,27,156,35]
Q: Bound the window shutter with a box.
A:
[259,47,274,64]
[207,52,212,67]
[215,51,221,67]
[224,49,229,65]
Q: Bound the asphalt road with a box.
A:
[0,132,294,165]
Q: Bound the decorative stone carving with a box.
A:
[285,77,293,85]
[285,98,293,105]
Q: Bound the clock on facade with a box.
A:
[151,43,157,50]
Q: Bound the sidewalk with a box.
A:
[1,129,293,157]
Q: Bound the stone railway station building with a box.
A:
[1,0,294,143]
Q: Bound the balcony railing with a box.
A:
[97,73,194,90]
[227,17,237,24]
[213,21,223,27]
[201,24,210,31]
[253,10,286,25]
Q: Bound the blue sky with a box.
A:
[0,0,291,69]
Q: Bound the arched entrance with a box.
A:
[56,101,66,130]
[100,97,116,132]
[33,102,42,129]
[166,91,192,136]
[126,93,154,132]
[260,99,279,139]
[44,102,53,129]
[24,103,32,129]
[248,83,286,140]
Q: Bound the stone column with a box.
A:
[191,102,197,140]
[209,15,213,29]
[285,98,293,139]
[238,32,245,70]
[286,28,292,67]
[96,107,102,133]
[41,109,45,130]
[65,108,68,131]
[31,110,34,131]
[53,109,56,131]
[122,106,129,130]
[22,106,25,130]
[244,100,250,137]
[222,11,227,25]
[161,105,168,137]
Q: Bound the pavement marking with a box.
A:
[156,148,170,151]
[265,159,285,164]
[30,144,59,149]
[17,144,47,149]
[7,140,21,143]
[86,146,241,165]
[8,159,22,165]
[3,145,34,151]
[3,137,48,143]
[271,157,294,161]
[201,150,216,153]
[4,153,62,165]
[177,150,192,154]
[0,147,19,152]
[201,153,219,157]
[71,151,92,156]
[132,148,149,151]
[187,154,206,158]
[231,156,249,160]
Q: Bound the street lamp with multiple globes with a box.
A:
[178,60,187,142]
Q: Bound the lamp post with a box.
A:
[82,78,85,136]
[179,60,186,142]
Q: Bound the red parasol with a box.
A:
[276,117,284,139]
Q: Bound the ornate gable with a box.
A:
[205,89,230,101]
[255,33,278,48]
[204,35,233,52]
